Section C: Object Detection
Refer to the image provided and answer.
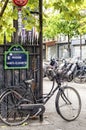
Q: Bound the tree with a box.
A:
[43,14,80,57]
[43,0,86,57]
[0,0,39,43]
[56,17,80,57]
[77,2,86,59]
[43,15,59,39]
[0,0,9,17]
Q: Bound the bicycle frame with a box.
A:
[32,78,61,105]
[0,75,61,107]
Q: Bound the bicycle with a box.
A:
[0,69,81,126]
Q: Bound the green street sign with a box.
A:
[4,44,29,69]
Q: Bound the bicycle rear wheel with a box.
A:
[0,90,33,126]
[55,86,81,121]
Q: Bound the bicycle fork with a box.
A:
[60,88,72,105]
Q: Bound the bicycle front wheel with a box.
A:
[55,86,81,121]
[0,90,32,126]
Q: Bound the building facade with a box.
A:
[43,35,86,61]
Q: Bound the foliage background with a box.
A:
[0,0,86,44]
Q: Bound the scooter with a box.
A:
[43,58,58,81]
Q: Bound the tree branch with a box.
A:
[0,0,9,17]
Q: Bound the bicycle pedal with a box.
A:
[30,104,45,117]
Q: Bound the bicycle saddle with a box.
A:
[24,79,35,84]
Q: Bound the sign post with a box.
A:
[13,0,28,37]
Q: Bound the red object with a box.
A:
[13,0,28,7]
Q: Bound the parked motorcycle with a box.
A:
[66,62,78,82]
[43,58,58,81]
[65,58,82,82]
[55,60,73,82]
[73,60,86,83]
[56,58,80,82]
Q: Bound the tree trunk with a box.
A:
[0,0,9,17]
[80,34,82,60]
[13,6,18,42]
[68,34,71,57]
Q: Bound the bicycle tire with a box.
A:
[55,86,81,121]
[0,90,33,126]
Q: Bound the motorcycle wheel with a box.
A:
[67,74,73,82]
[47,70,54,81]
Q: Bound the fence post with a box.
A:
[39,0,43,121]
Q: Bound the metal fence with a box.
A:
[0,31,42,99]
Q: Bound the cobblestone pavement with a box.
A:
[0,78,86,130]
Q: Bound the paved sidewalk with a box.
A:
[0,108,86,130]
[0,79,86,130]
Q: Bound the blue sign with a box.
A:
[4,44,29,69]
